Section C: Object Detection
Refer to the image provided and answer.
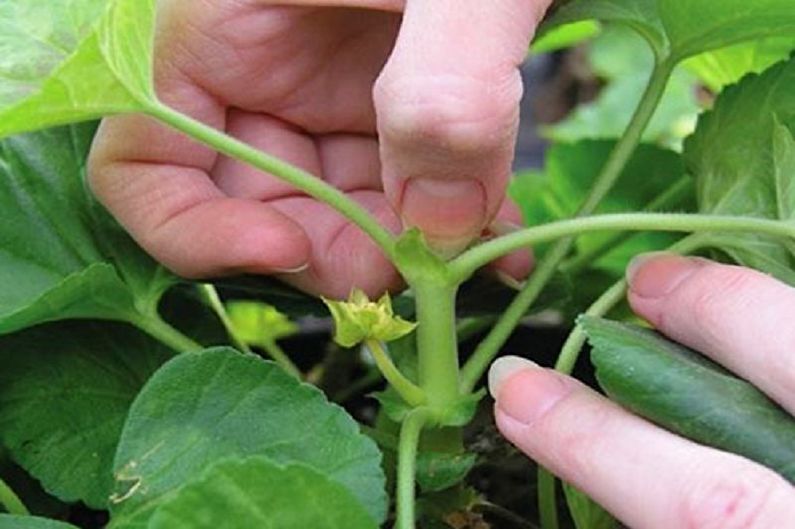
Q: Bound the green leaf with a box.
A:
[226,301,298,346]
[563,483,617,529]
[582,317,795,482]
[0,124,176,335]
[148,456,377,529]
[0,516,78,529]
[684,57,795,282]
[530,20,601,54]
[110,348,386,528]
[545,26,700,149]
[510,141,693,277]
[0,321,171,509]
[416,452,477,493]
[0,0,156,138]
[685,38,795,92]
[544,0,795,62]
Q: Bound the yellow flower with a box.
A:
[322,289,417,348]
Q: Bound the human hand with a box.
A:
[488,254,795,528]
[88,0,551,298]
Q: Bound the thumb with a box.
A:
[374,0,552,255]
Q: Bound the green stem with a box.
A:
[133,313,203,353]
[395,409,431,529]
[458,58,674,392]
[555,233,708,376]
[412,280,461,409]
[458,213,794,391]
[451,213,795,282]
[198,284,253,354]
[538,468,559,529]
[0,477,29,516]
[560,175,693,274]
[262,339,303,380]
[366,340,426,407]
[146,102,397,262]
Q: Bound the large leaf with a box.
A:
[110,348,386,528]
[0,321,171,509]
[546,26,700,149]
[685,38,795,92]
[0,123,176,335]
[0,516,78,529]
[0,0,156,137]
[583,317,795,482]
[148,456,377,529]
[684,57,795,282]
[544,0,795,62]
[510,141,692,276]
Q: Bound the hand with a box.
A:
[88,0,550,298]
[488,254,795,528]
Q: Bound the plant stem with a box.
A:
[395,408,431,529]
[366,340,426,407]
[451,213,795,282]
[198,284,253,354]
[560,175,693,274]
[555,233,708,375]
[0,477,29,516]
[146,102,397,262]
[262,339,303,380]
[133,313,203,353]
[538,468,559,529]
[412,280,461,409]
[457,60,674,393]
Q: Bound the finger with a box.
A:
[627,254,795,415]
[489,357,795,529]
[269,191,404,299]
[88,3,311,278]
[212,110,382,200]
[375,0,552,255]
[487,199,534,282]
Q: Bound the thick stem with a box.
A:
[451,213,795,282]
[0,477,29,516]
[395,409,431,529]
[146,102,397,262]
[366,340,426,407]
[133,313,203,353]
[412,280,461,409]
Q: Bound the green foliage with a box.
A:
[530,20,601,54]
[226,301,299,345]
[0,322,171,509]
[562,483,616,529]
[544,0,795,62]
[0,123,176,335]
[0,0,156,138]
[510,141,692,276]
[148,457,378,529]
[110,348,386,528]
[685,38,795,92]
[545,26,700,148]
[583,317,795,482]
[685,56,795,283]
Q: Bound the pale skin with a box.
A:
[88,1,795,527]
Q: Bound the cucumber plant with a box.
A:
[1,1,795,528]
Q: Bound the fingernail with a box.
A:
[401,178,486,252]
[489,356,570,425]
[488,356,539,399]
[274,262,310,274]
[626,252,706,299]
